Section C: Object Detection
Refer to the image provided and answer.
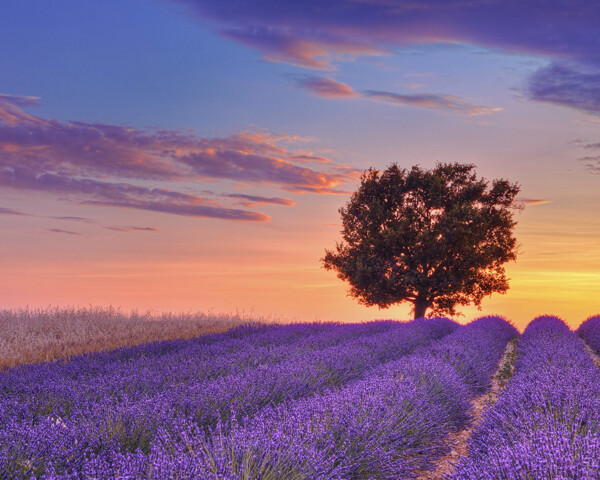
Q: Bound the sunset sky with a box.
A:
[2,0,599,330]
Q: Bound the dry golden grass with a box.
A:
[0,306,274,371]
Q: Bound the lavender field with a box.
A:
[0,307,262,371]
[1,314,599,479]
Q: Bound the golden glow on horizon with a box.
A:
[3,242,599,333]
[2,171,599,335]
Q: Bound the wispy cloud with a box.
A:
[578,155,600,174]
[295,76,360,98]
[0,93,44,125]
[174,0,600,114]
[51,216,95,223]
[583,142,600,150]
[104,226,159,232]
[0,207,98,222]
[295,75,501,116]
[0,94,40,108]
[286,154,332,164]
[364,90,502,116]
[571,139,600,174]
[527,64,600,115]
[225,193,296,207]
[221,28,388,70]
[0,206,31,216]
[49,228,80,235]
[518,198,552,206]
[0,95,355,221]
[402,73,439,78]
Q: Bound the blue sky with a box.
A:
[1,0,599,328]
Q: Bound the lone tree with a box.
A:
[322,162,521,319]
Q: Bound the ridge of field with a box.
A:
[137,316,515,479]
[578,314,600,358]
[14,320,398,391]
[0,306,286,370]
[416,337,519,479]
[0,317,457,479]
[451,316,600,479]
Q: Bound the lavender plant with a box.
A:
[452,316,600,479]
[578,314,600,356]
[156,316,515,480]
[0,317,457,479]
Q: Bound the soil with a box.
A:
[415,339,517,480]
[583,340,600,368]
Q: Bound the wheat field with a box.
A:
[0,306,272,370]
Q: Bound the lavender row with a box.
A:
[577,314,600,356]
[1,320,392,402]
[0,320,426,431]
[178,317,459,431]
[0,320,400,430]
[452,316,600,479]
[0,318,457,479]
[132,316,515,480]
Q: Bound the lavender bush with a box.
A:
[452,315,600,479]
[0,317,457,479]
[148,316,515,480]
[578,314,600,355]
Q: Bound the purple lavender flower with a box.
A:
[578,314,600,356]
[169,316,516,480]
[0,318,458,478]
[451,315,600,479]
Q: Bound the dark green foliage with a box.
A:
[322,162,521,318]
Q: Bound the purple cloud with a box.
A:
[295,75,501,116]
[0,167,270,222]
[578,155,600,175]
[365,90,501,116]
[0,98,352,189]
[0,206,31,216]
[49,228,80,235]
[0,94,44,125]
[0,94,41,108]
[173,0,600,113]
[105,226,159,232]
[287,154,332,164]
[221,27,388,70]
[572,139,600,174]
[295,76,360,98]
[528,64,600,115]
[225,193,296,207]
[0,96,355,221]
[51,216,95,223]
[88,199,269,221]
[517,198,551,206]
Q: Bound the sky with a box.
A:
[1,0,599,330]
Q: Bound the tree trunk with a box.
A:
[414,298,428,319]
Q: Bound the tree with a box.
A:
[321,162,521,319]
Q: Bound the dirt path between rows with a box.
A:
[582,340,600,368]
[415,338,518,480]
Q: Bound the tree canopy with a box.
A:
[322,162,521,319]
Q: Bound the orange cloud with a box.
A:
[365,90,503,116]
[295,76,360,98]
[294,76,502,116]
[0,95,356,221]
[222,29,388,70]
[518,198,552,206]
